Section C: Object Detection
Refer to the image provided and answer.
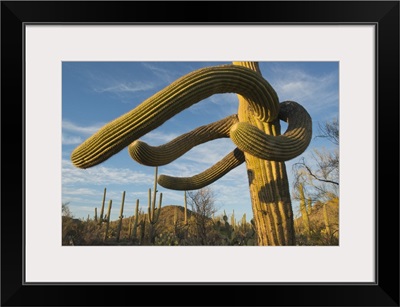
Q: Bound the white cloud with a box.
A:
[72,64,157,98]
[62,159,154,186]
[181,138,236,165]
[93,81,154,94]
[62,187,98,196]
[62,120,104,136]
[69,204,98,213]
[208,93,237,105]
[268,65,338,114]
[141,130,179,144]
[62,134,83,145]
[141,63,183,84]
[161,160,200,178]
[188,93,239,119]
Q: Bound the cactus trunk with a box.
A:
[234,61,295,246]
[116,191,126,242]
[99,188,106,223]
[241,213,247,232]
[298,183,311,238]
[147,167,162,244]
[184,191,188,226]
[231,210,236,230]
[103,200,112,242]
[128,217,132,238]
[139,217,146,245]
[131,199,140,241]
[323,203,331,237]
[307,197,312,215]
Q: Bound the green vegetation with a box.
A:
[62,202,257,246]
[62,183,338,246]
[62,199,338,246]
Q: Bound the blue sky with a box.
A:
[62,61,339,222]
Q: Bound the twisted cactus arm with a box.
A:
[128,114,238,166]
[153,101,310,190]
[157,148,245,190]
[71,65,279,169]
[229,101,312,162]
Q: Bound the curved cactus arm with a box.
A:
[128,114,238,166]
[229,101,312,162]
[71,64,279,169]
[157,148,245,191]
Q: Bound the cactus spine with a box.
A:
[116,191,126,242]
[103,200,112,242]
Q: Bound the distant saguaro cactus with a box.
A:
[298,183,311,238]
[183,191,188,226]
[99,188,107,224]
[131,199,140,242]
[147,167,162,244]
[103,200,112,242]
[323,203,331,237]
[71,62,312,245]
[116,191,126,242]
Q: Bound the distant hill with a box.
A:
[107,204,200,231]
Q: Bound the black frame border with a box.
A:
[1,1,399,306]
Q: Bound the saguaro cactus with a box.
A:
[103,200,112,242]
[147,167,162,244]
[99,188,107,224]
[131,199,140,241]
[323,203,331,237]
[71,62,312,246]
[307,197,312,215]
[231,210,236,230]
[116,191,126,242]
[241,213,247,232]
[183,191,188,226]
[298,183,311,239]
